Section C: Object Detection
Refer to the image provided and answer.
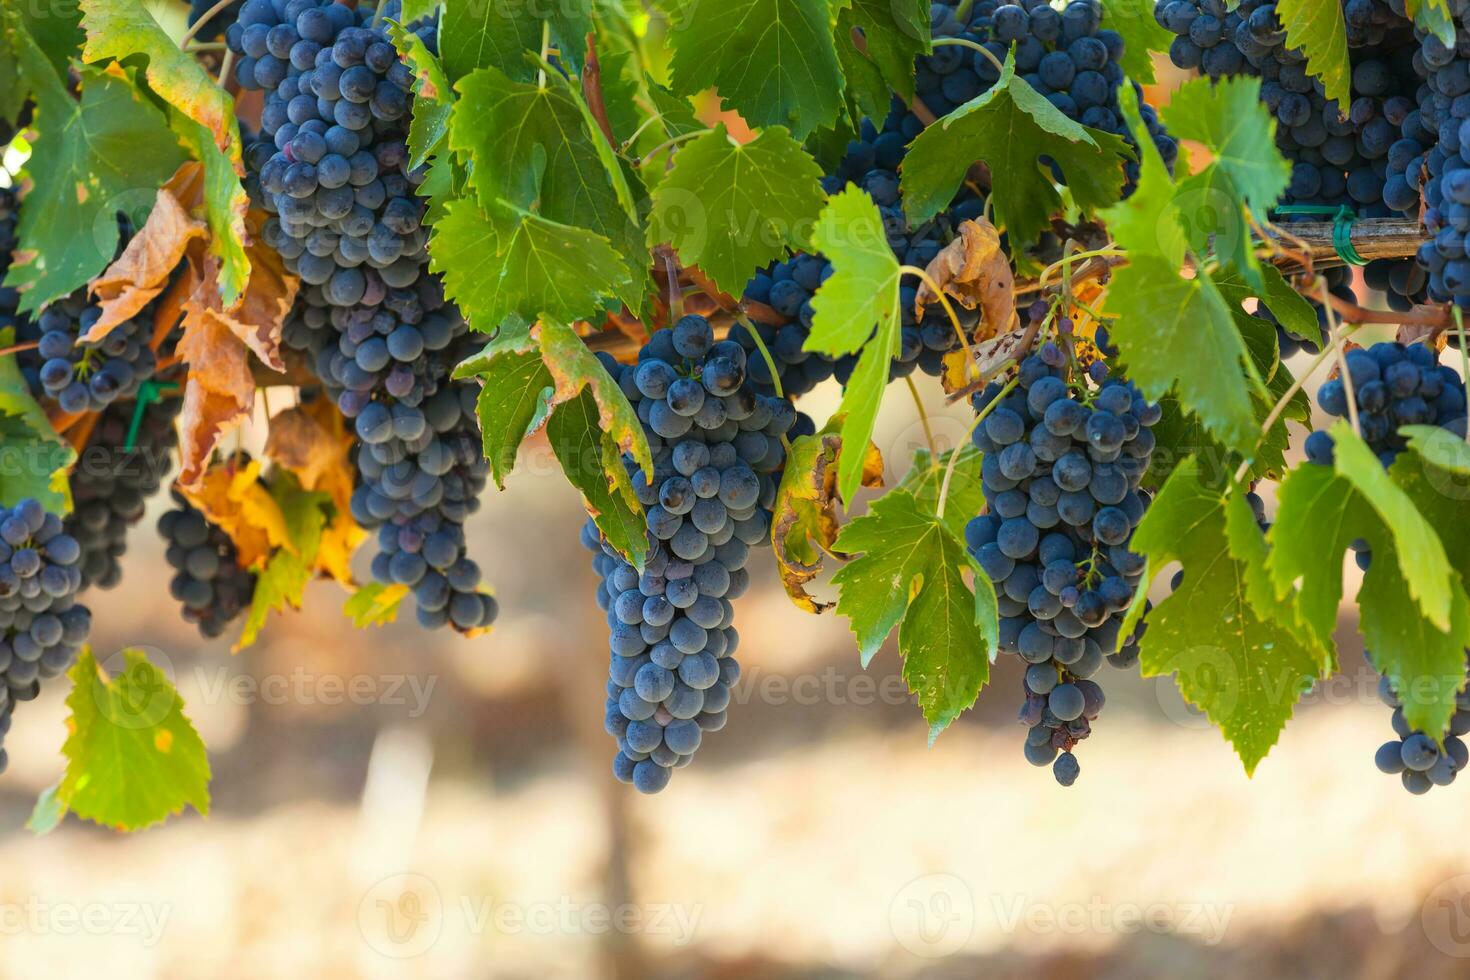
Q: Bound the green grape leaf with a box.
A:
[531,315,653,479]
[4,58,186,313]
[835,0,930,120]
[79,0,249,303]
[1402,424,1470,478]
[1214,263,1321,342]
[474,348,554,489]
[400,0,441,23]
[1129,458,1322,773]
[646,81,705,141]
[1141,313,1309,491]
[1104,254,1260,453]
[58,648,211,831]
[902,51,1131,245]
[805,187,903,501]
[831,489,996,737]
[449,62,646,312]
[547,388,648,569]
[171,113,251,308]
[835,24,890,131]
[591,42,641,145]
[389,21,454,170]
[0,0,74,146]
[1406,0,1457,46]
[1329,421,1453,629]
[438,0,598,77]
[1099,83,1184,266]
[344,582,409,628]
[1101,0,1173,85]
[431,198,633,332]
[0,329,75,512]
[892,445,985,538]
[648,124,825,297]
[456,317,650,561]
[1274,0,1350,109]
[26,783,65,835]
[0,2,82,127]
[1161,76,1292,220]
[1268,431,1470,737]
[656,0,844,139]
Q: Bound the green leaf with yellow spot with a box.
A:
[58,648,210,831]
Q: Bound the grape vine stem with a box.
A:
[179,0,239,49]
[937,376,1017,522]
[933,36,1004,75]
[582,33,618,150]
[1455,308,1470,447]
[905,375,937,457]
[1231,323,1363,484]
[1321,278,1361,437]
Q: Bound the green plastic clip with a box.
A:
[124,379,180,452]
[1271,204,1367,267]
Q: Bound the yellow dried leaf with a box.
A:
[265,398,364,586]
[180,459,287,569]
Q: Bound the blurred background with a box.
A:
[4,328,1470,980]
[2,5,1470,978]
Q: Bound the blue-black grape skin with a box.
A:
[0,497,94,777]
[1156,0,1429,313]
[735,0,1176,398]
[966,327,1157,786]
[590,318,794,793]
[239,1,495,633]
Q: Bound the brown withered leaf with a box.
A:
[85,176,208,341]
[914,218,1016,342]
[176,299,254,489]
[264,397,365,585]
[176,219,297,486]
[216,233,293,372]
[1396,320,1447,349]
[771,423,884,614]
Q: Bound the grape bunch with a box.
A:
[1399,3,1470,308]
[1372,652,1470,793]
[735,0,1174,397]
[965,333,1160,786]
[1304,341,1468,467]
[0,498,92,775]
[13,290,161,414]
[739,251,985,396]
[159,491,258,640]
[924,0,1178,186]
[67,395,182,590]
[1157,0,1431,310]
[230,0,427,304]
[588,315,794,793]
[235,0,496,631]
[1157,0,1417,213]
[281,282,497,631]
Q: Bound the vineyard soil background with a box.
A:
[3,0,1470,976]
